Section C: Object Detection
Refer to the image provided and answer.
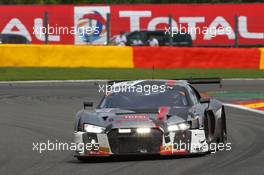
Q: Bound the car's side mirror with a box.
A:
[200,98,210,103]
[83,102,93,109]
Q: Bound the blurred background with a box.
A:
[0,0,263,47]
[0,0,263,81]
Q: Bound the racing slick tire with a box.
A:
[220,107,227,144]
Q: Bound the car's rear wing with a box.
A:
[107,77,222,87]
[186,77,222,87]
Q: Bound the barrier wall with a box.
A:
[0,45,263,69]
[133,47,261,69]
[260,48,264,70]
[0,45,133,68]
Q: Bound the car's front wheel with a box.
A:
[76,156,87,162]
[220,107,227,143]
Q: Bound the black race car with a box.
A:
[74,79,227,160]
[111,30,192,46]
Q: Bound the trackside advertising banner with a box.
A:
[0,4,263,45]
[0,5,73,44]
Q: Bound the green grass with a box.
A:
[0,67,263,81]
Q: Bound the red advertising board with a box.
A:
[110,4,264,46]
[0,4,263,45]
[0,5,73,44]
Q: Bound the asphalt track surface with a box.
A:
[0,80,263,175]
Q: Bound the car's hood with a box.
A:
[77,106,191,131]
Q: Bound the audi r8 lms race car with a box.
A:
[74,79,228,160]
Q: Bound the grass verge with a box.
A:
[0,67,263,81]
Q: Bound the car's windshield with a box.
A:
[99,86,189,109]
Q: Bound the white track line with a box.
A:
[1,79,264,116]
[222,78,264,81]
[0,78,264,84]
[0,80,263,116]
[224,103,264,115]
[0,80,108,84]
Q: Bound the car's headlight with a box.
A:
[83,124,105,133]
[168,123,190,132]
[136,127,151,134]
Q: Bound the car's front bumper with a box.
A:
[74,129,209,157]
